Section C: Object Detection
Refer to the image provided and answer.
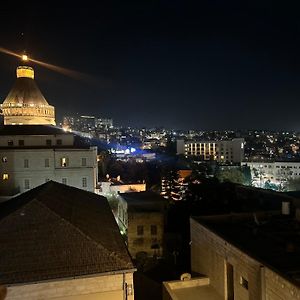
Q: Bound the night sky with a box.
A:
[1,1,300,130]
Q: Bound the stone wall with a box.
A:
[190,218,300,300]
[5,272,134,300]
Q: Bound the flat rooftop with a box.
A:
[0,125,68,135]
[193,212,300,286]
[120,191,167,212]
[164,277,222,300]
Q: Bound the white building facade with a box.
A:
[177,138,245,163]
[242,161,300,188]
[0,126,98,199]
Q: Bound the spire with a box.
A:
[16,53,34,79]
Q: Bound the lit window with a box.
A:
[24,179,30,189]
[81,157,87,166]
[24,159,29,168]
[137,225,144,235]
[3,173,8,180]
[45,158,50,168]
[2,157,7,163]
[62,178,67,185]
[82,177,87,187]
[61,157,68,167]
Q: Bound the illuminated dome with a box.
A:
[0,64,56,125]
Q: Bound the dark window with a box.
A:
[18,140,24,146]
[151,225,157,235]
[240,277,248,290]
[24,179,30,189]
[56,139,62,145]
[24,159,29,168]
[7,140,13,146]
[137,225,144,235]
[45,158,50,167]
[46,139,52,146]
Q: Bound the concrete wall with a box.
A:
[190,218,262,300]
[5,272,134,300]
[265,268,300,300]
[190,218,300,300]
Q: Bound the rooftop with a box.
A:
[163,277,222,300]
[193,211,300,287]
[0,125,68,135]
[120,191,167,212]
[0,181,134,285]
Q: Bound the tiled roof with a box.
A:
[3,77,49,106]
[0,181,134,285]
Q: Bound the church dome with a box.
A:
[0,64,56,125]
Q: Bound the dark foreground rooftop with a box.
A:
[0,125,67,135]
[0,181,134,285]
[120,191,167,212]
[193,212,300,286]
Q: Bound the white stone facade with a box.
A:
[5,272,134,300]
[177,138,245,163]
[0,132,98,198]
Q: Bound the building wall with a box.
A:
[5,272,134,300]
[177,138,244,163]
[0,134,73,147]
[190,218,262,300]
[0,147,98,196]
[118,198,164,258]
[190,218,300,300]
[127,212,164,258]
[243,161,300,182]
[265,268,300,300]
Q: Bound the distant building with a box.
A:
[95,117,113,129]
[0,181,135,300]
[117,192,167,258]
[99,180,146,197]
[0,63,55,125]
[242,161,300,188]
[0,125,98,199]
[177,138,245,163]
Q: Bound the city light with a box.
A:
[22,54,28,61]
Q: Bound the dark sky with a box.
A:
[1,1,300,130]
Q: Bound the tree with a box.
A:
[286,178,300,191]
[216,168,246,185]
